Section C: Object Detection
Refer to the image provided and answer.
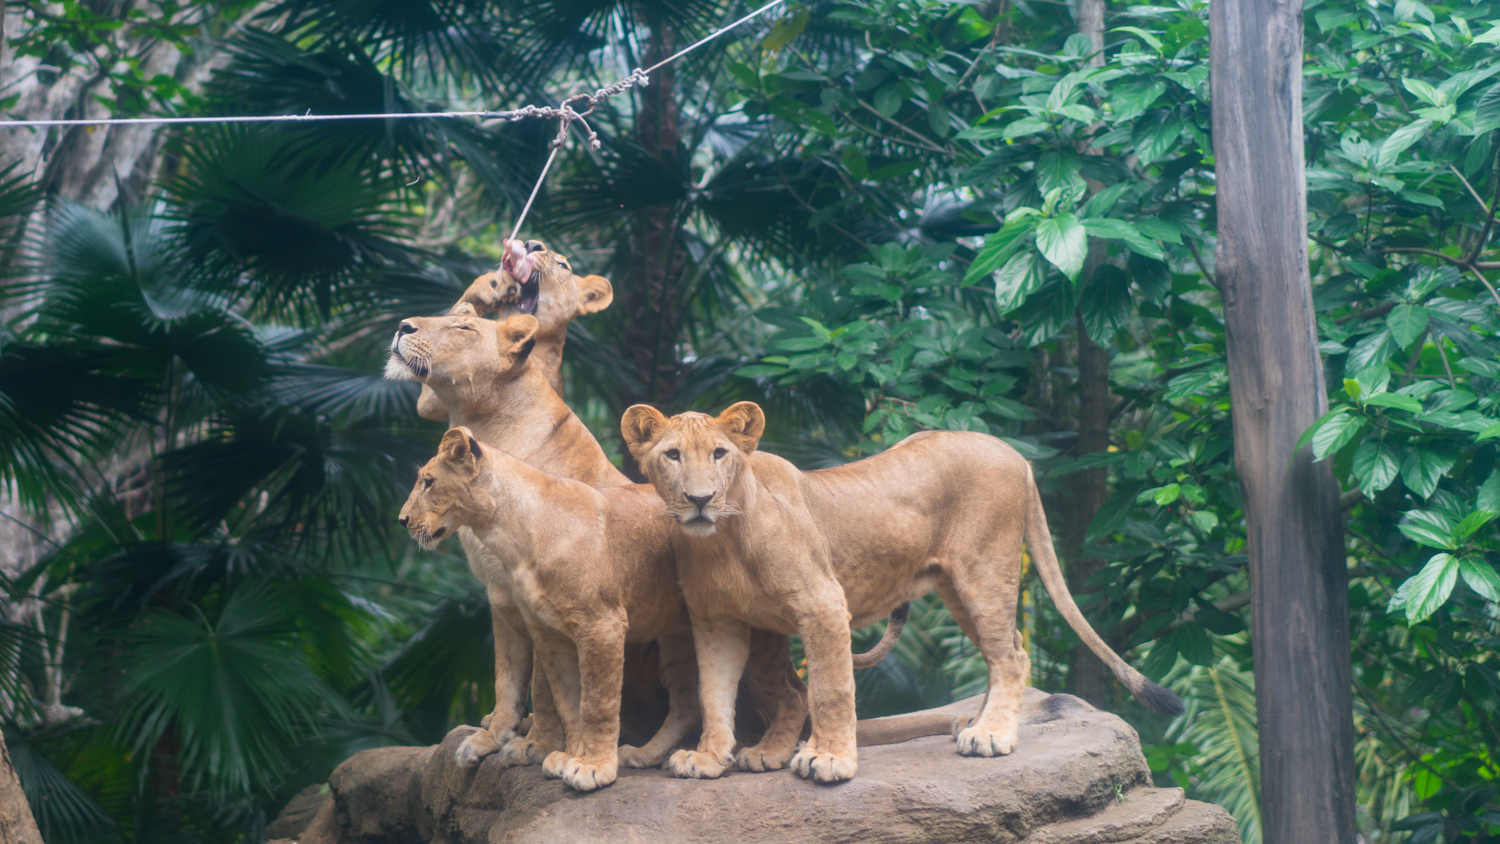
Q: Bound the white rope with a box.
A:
[0,0,793,238]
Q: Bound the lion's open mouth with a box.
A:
[516,274,539,315]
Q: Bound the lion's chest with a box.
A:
[676,542,797,634]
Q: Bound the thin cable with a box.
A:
[508,145,561,242]
[643,0,788,73]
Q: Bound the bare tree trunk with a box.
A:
[1211,0,1356,839]
[622,16,687,406]
[0,733,42,844]
[1061,0,1120,708]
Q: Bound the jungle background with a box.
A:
[1,0,1497,841]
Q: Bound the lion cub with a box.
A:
[622,402,1183,784]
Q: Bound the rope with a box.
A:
[0,0,791,238]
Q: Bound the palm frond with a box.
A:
[380,593,492,743]
[6,732,122,844]
[113,581,349,796]
[1165,656,1262,844]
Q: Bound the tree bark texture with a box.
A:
[622,19,688,406]
[1210,0,1357,840]
[0,734,42,844]
[1061,0,1119,708]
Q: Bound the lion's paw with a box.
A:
[479,713,492,730]
[617,743,664,769]
[499,735,555,767]
[561,757,618,792]
[736,742,795,773]
[455,728,512,767]
[956,723,1017,757]
[791,745,857,783]
[950,714,976,738]
[541,751,571,779]
[667,748,731,779]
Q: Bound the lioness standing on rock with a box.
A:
[622,401,1184,784]
[400,428,826,791]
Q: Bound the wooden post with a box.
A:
[1210,0,1357,840]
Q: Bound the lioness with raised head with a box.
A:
[415,238,612,420]
[622,402,1184,784]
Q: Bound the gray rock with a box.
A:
[276,689,1240,844]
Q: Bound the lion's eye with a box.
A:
[713,448,728,460]
[455,324,475,331]
[423,477,434,489]
[665,449,681,462]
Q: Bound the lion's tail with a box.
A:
[1023,465,1185,716]
[851,602,909,670]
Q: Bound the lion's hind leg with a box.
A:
[619,633,699,769]
[936,569,1028,758]
[735,630,807,773]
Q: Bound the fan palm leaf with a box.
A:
[1165,656,1262,844]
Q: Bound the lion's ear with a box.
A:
[449,301,480,317]
[440,427,484,470]
[576,275,613,315]
[497,314,538,361]
[716,402,765,454]
[621,405,670,459]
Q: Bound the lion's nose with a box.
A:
[399,515,409,527]
[525,240,545,253]
[398,321,418,335]
[685,493,713,509]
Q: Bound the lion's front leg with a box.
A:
[668,614,750,780]
[457,589,531,767]
[788,586,859,784]
[518,629,582,772]
[549,619,627,792]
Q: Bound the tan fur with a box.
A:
[400,429,703,791]
[622,402,1183,784]
[416,239,612,420]
[385,312,809,777]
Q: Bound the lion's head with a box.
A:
[399,427,491,549]
[621,401,765,537]
[385,309,539,388]
[456,239,613,338]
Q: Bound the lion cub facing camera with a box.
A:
[621,401,1183,784]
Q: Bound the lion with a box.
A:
[415,238,612,421]
[621,401,1184,783]
[385,311,909,777]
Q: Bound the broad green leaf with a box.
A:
[1401,509,1460,549]
[1109,78,1168,123]
[1081,265,1133,343]
[1401,445,1457,499]
[1035,150,1085,199]
[1389,553,1459,623]
[1453,509,1498,542]
[963,216,1038,284]
[1474,24,1500,44]
[1365,392,1422,412]
[1004,116,1053,139]
[1402,78,1444,107]
[1292,409,1340,458]
[1110,25,1164,51]
[1311,411,1366,459]
[1133,110,1187,163]
[1375,119,1433,170]
[1153,482,1181,505]
[1459,557,1500,602]
[1347,329,1396,373]
[1354,363,1391,399]
[1175,622,1215,666]
[1085,481,1147,544]
[1387,304,1430,348]
[1353,439,1402,495]
[1476,81,1500,134]
[993,252,1047,311]
[1035,213,1088,281]
[1479,470,1500,512]
[874,83,906,117]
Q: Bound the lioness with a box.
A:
[388,310,899,775]
[622,402,1184,783]
[402,428,819,789]
[415,238,611,420]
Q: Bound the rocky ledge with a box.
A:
[276,689,1240,844]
